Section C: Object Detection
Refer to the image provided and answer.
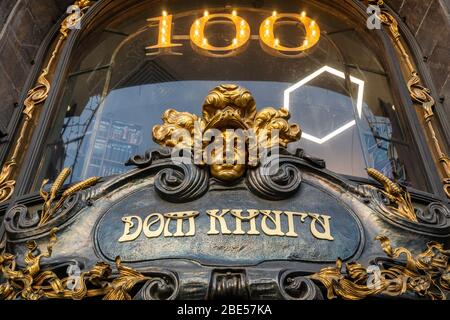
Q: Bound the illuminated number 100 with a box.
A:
[146,10,321,57]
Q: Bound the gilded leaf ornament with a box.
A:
[0,230,152,300]
[310,236,450,300]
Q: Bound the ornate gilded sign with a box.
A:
[3,83,449,301]
[0,2,449,303]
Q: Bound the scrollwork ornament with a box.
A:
[5,191,89,240]
[135,275,179,300]
[23,74,51,119]
[280,272,323,300]
[365,1,399,40]
[4,168,99,239]
[4,205,40,232]
[379,10,400,40]
[247,154,302,200]
[416,202,450,226]
[408,71,435,109]
[60,1,91,37]
[154,162,209,203]
[126,147,173,167]
[0,161,15,202]
[366,185,450,235]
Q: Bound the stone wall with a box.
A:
[0,0,71,139]
[0,0,448,151]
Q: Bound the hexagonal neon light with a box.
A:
[284,65,365,145]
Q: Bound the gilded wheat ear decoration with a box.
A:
[0,1,92,205]
[39,168,99,226]
[367,168,417,222]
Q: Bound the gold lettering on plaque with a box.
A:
[309,213,334,241]
[118,210,335,242]
[143,213,165,238]
[284,211,308,237]
[260,210,285,236]
[164,211,199,237]
[207,209,232,235]
[230,209,260,235]
[118,216,143,242]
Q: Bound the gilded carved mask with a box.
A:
[152,84,301,182]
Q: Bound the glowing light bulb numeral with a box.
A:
[146,13,182,55]
[190,13,250,54]
[259,13,320,55]
[145,10,321,58]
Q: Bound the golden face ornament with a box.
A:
[207,130,247,182]
[152,84,301,182]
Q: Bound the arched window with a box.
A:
[30,0,431,191]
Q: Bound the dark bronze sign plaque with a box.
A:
[95,182,363,265]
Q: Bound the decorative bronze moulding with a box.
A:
[309,236,450,300]
[1,228,449,300]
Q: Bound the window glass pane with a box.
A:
[33,0,429,191]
